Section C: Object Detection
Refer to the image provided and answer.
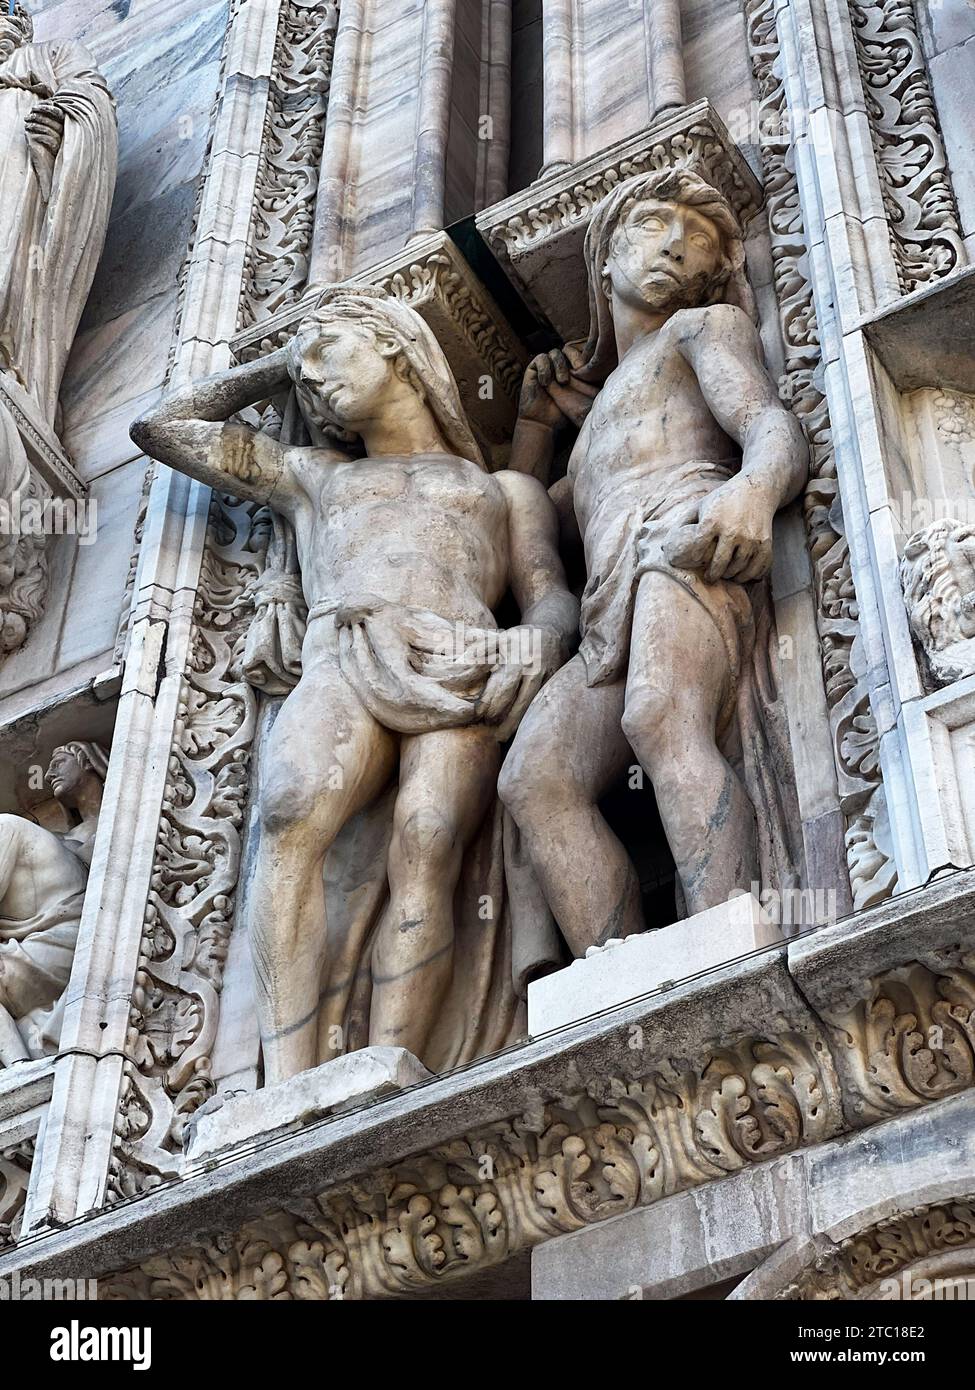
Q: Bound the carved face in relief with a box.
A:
[605,196,727,315]
[45,746,89,806]
[287,320,406,436]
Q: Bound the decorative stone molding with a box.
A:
[779,1197,975,1299]
[237,0,340,329]
[746,0,894,908]
[109,498,262,1200]
[848,0,966,295]
[821,957,975,1124]
[102,1031,834,1299]
[476,100,761,341]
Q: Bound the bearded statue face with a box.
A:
[604,196,728,316]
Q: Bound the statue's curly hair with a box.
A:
[3,3,34,43]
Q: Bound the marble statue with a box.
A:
[131,285,576,1085]
[0,2,117,655]
[500,167,808,955]
[0,741,108,1065]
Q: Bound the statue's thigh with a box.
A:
[261,661,395,821]
[627,570,732,717]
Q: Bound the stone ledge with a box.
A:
[860,263,975,394]
[3,869,975,1298]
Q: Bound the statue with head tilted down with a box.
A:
[132,287,576,1086]
[0,2,117,655]
[0,742,108,1065]
[500,167,809,953]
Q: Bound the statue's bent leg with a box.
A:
[498,655,639,956]
[248,660,396,1086]
[623,571,758,915]
[369,725,499,1061]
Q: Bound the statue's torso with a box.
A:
[0,815,87,932]
[286,451,510,628]
[569,312,738,545]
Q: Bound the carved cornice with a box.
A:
[780,1198,975,1299]
[102,1030,836,1299]
[75,872,975,1298]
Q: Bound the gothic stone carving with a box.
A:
[101,1030,833,1300]
[130,286,576,1089]
[0,1137,33,1249]
[746,0,895,910]
[849,0,965,294]
[0,743,107,1066]
[900,520,975,686]
[779,1198,975,1299]
[500,167,807,951]
[0,2,116,657]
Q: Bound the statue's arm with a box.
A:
[497,471,579,653]
[130,349,296,509]
[679,304,808,510]
[666,305,809,585]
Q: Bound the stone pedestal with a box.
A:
[527,894,781,1037]
[185,1048,432,1164]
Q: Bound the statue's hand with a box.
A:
[25,100,65,158]
[475,625,565,740]
[519,347,596,432]
[663,476,775,585]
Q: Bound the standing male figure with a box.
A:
[132,287,576,1084]
[500,168,808,955]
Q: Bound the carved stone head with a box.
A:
[287,284,485,466]
[578,166,756,381]
[45,741,109,811]
[0,2,33,62]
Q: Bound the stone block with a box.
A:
[185,1047,433,1162]
[527,893,780,1036]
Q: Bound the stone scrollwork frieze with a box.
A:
[745,0,893,909]
[848,0,965,294]
[109,498,263,1200]
[779,1198,975,1299]
[485,120,760,264]
[101,1031,834,1299]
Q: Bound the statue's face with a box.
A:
[289,320,399,434]
[45,747,85,803]
[606,197,725,313]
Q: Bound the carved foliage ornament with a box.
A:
[745,0,893,908]
[102,1031,833,1299]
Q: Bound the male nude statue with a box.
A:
[131,286,576,1085]
[499,167,808,955]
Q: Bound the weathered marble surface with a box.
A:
[132,285,578,1085]
[0,742,106,1065]
[501,166,808,951]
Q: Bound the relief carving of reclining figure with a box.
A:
[132,287,577,1086]
[499,168,810,954]
[0,742,107,1065]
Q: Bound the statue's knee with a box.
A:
[498,742,557,818]
[259,772,313,838]
[621,687,675,759]
[391,805,457,872]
